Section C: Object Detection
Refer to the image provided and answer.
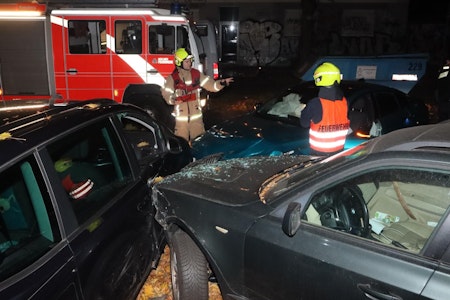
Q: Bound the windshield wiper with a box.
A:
[258,157,322,203]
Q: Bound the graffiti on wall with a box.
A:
[236,15,408,67]
[238,20,283,66]
[235,8,447,67]
[325,23,445,64]
[327,30,404,56]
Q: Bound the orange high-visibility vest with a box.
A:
[309,97,350,153]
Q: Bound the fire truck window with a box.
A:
[149,25,176,54]
[116,20,142,54]
[68,20,106,54]
[176,26,189,50]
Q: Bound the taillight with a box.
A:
[213,63,219,79]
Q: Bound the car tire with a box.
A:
[85,229,155,300]
[170,229,209,300]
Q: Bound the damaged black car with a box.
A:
[152,122,450,300]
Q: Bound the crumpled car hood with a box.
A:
[155,155,313,206]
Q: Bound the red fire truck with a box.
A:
[0,1,204,111]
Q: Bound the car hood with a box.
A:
[192,112,367,159]
[155,155,314,206]
[192,113,310,159]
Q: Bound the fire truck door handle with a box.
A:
[147,69,158,74]
[66,69,78,74]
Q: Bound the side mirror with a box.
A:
[167,136,184,154]
[282,202,302,237]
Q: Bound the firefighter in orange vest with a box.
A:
[300,62,350,156]
[161,48,233,142]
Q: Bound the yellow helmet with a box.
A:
[174,48,194,67]
[313,62,342,86]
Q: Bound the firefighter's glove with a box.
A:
[220,77,234,86]
[174,89,185,97]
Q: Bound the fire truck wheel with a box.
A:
[123,84,175,130]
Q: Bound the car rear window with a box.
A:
[47,119,133,224]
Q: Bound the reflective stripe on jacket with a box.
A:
[309,97,349,153]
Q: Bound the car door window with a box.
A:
[374,92,399,116]
[348,94,374,133]
[118,114,165,160]
[0,158,60,281]
[47,120,132,224]
[303,168,450,254]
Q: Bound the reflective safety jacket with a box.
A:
[161,67,225,141]
[172,68,201,102]
[309,97,350,153]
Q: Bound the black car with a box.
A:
[192,80,430,159]
[0,100,192,299]
[153,122,450,300]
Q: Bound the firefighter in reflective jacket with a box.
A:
[161,48,233,142]
[300,62,350,156]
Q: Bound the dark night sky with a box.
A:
[408,0,450,24]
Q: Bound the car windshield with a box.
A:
[256,84,318,124]
[259,143,368,202]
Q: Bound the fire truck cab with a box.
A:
[0,1,200,109]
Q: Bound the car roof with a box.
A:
[290,79,406,95]
[0,100,145,166]
[271,80,408,108]
[363,121,450,154]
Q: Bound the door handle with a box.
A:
[357,283,402,300]
[147,69,158,74]
[66,68,78,74]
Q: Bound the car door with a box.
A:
[420,213,450,299]
[0,156,80,299]
[243,158,449,299]
[372,90,406,133]
[45,116,156,299]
